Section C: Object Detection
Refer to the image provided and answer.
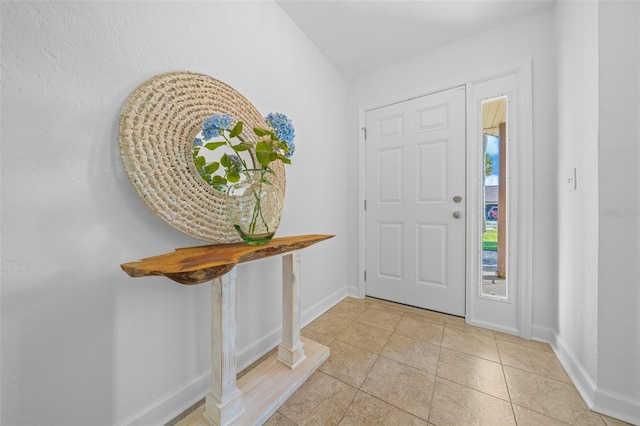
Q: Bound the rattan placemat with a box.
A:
[119,71,285,243]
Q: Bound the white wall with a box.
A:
[347,8,558,333]
[595,1,640,421]
[554,0,600,392]
[555,1,639,423]
[0,2,348,425]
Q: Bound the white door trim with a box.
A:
[357,59,532,337]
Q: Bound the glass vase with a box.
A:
[226,169,284,245]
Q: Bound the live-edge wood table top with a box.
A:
[120,234,334,285]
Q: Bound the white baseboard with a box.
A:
[532,325,640,425]
[593,386,640,425]
[116,369,210,426]
[119,286,348,426]
[465,318,518,336]
[301,286,349,327]
[346,285,360,298]
[553,332,598,407]
[530,324,556,345]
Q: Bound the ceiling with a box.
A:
[483,96,507,136]
[276,0,556,79]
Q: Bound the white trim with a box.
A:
[515,60,534,339]
[553,332,640,425]
[464,59,533,337]
[554,334,598,407]
[357,59,533,338]
[592,387,640,425]
[530,326,640,425]
[116,369,210,426]
[357,108,367,299]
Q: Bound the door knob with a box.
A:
[453,195,462,203]
[453,211,462,219]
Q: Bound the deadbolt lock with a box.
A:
[453,195,462,203]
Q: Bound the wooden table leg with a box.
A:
[277,252,306,368]
[204,267,244,425]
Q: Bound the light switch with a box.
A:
[567,168,577,191]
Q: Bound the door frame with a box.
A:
[357,59,533,337]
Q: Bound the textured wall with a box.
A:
[1,2,348,425]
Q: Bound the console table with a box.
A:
[121,234,333,425]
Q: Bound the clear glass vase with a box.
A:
[226,169,284,245]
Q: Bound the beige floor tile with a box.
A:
[344,296,374,307]
[365,297,412,314]
[356,306,402,331]
[327,299,368,321]
[399,302,457,317]
[340,391,429,425]
[441,325,500,362]
[336,321,392,353]
[360,356,435,421]
[436,347,510,401]
[494,330,554,353]
[445,319,496,338]
[497,339,572,383]
[319,339,378,387]
[402,310,447,325]
[503,366,604,425]
[512,404,571,426]
[173,298,632,426]
[443,314,467,326]
[381,333,440,374]
[305,312,353,338]
[394,315,444,345]
[301,327,335,346]
[263,411,297,425]
[277,371,357,425]
[429,377,516,426]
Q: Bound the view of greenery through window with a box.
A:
[481,97,507,298]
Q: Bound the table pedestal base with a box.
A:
[227,337,329,425]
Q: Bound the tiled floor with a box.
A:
[173,297,631,426]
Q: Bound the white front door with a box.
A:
[365,86,466,316]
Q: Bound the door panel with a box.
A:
[365,86,466,316]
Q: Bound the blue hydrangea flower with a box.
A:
[265,113,295,144]
[284,140,295,158]
[193,137,203,147]
[202,113,233,140]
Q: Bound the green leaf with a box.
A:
[255,141,273,167]
[233,142,252,152]
[204,162,219,174]
[279,156,292,165]
[253,127,270,137]
[229,121,243,138]
[211,175,227,185]
[194,155,206,167]
[205,141,226,151]
[227,171,240,182]
[220,153,229,168]
[255,140,270,152]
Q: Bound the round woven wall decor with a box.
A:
[119,71,286,243]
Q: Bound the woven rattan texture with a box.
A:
[119,71,286,243]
